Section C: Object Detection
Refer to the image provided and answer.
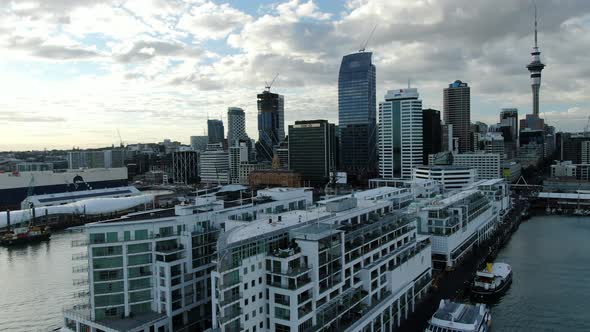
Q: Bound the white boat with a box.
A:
[471,263,512,298]
[425,300,491,332]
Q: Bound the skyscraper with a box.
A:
[443,80,471,153]
[378,88,423,179]
[256,90,284,162]
[422,109,442,165]
[338,52,377,176]
[500,109,519,142]
[207,119,224,145]
[227,107,249,146]
[288,120,337,185]
[527,6,545,116]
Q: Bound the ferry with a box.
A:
[471,263,512,299]
[0,225,50,246]
[425,300,491,332]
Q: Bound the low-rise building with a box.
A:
[413,166,477,191]
[248,170,302,189]
[453,153,501,180]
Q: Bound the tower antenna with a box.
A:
[359,24,377,53]
[534,2,538,48]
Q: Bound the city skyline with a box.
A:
[1,0,589,151]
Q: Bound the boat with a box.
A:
[0,225,51,246]
[471,262,512,298]
[425,300,491,332]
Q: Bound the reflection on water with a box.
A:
[0,231,78,331]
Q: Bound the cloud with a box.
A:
[177,1,252,40]
[1,0,590,150]
[0,112,65,123]
[113,40,203,63]
[32,44,100,59]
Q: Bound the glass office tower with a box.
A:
[338,52,377,176]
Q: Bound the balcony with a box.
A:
[268,264,312,277]
[219,307,242,324]
[270,246,301,258]
[220,276,242,289]
[268,276,311,290]
[72,253,88,261]
[220,292,242,307]
[72,265,89,273]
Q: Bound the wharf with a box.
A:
[397,199,526,332]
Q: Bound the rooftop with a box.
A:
[416,165,473,171]
[430,300,487,329]
[223,198,385,245]
[291,223,341,241]
[424,189,479,209]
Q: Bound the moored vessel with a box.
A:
[0,225,50,246]
[425,300,491,332]
[471,262,512,298]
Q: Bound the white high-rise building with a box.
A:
[378,88,423,179]
[229,142,249,184]
[200,145,230,185]
[227,107,249,147]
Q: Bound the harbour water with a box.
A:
[1,216,589,331]
[491,215,590,331]
[0,231,77,331]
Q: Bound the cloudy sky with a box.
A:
[0,0,589,151]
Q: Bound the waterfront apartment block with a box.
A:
[212,196,432,332]
[62,188,313,332]
[417,188,500,270]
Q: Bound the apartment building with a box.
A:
[212,196,432,332]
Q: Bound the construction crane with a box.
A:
[264,73,279,92]
[116,129,124,148]
[359,24,377,53]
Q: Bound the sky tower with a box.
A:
[527,4,545,116]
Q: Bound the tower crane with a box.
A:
[264,73,279,92]
[359,24,377,53]
[117,129,124,148]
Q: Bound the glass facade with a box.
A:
[257,91,284,162]
[338,52,377,173]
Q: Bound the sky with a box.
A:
[0,0,589,151]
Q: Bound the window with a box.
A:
[106,232,118,243]
[251,265,255,272]
[259,277,262,284]
[259,292,263,299]
[259,307,263,314]
[244,268,248,275]
[245,298,249,305]
[135,229,148,240]
[252,295,255,303]
[251,280,255,287]
[244,283,248,290]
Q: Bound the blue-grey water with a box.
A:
[1,216,590,331]
[492,215,590,331]
[0,231,77,331]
